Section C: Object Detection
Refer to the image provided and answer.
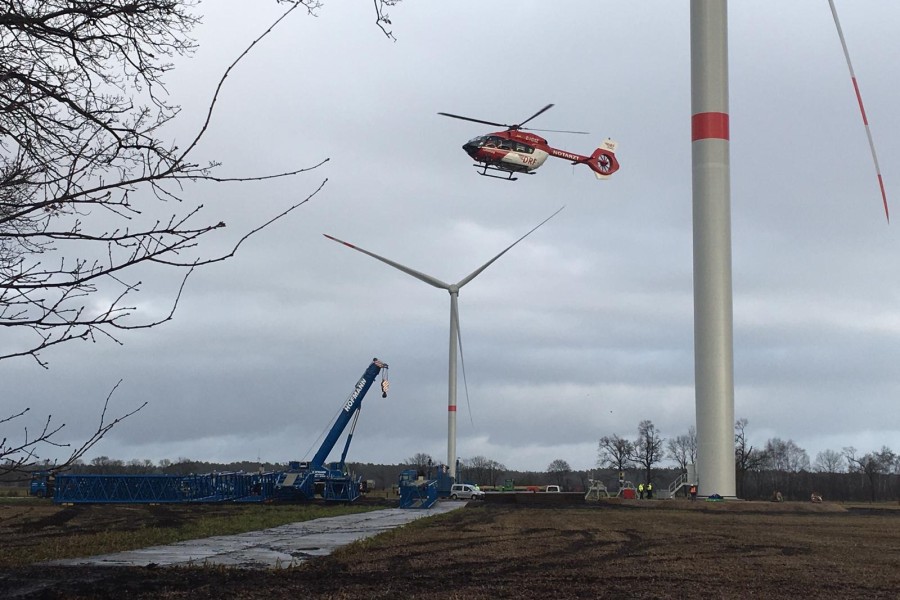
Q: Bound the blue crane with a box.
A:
[275,358,389,502]
[31,357,389,504]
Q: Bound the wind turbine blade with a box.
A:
[457,206,565,288]
[453,300,475,428]
[828,0,890,223]
[323,234,452,290]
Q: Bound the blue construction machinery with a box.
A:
[31,358,389,504]
[272,358,389,502]
[398,469,439,509]
[49,471,278,504]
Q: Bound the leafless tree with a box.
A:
[814,449,845,474]
[761,437,809,500]
[597,434,634,473]
[764,438,810,473]
[546,458,571,489]
[666,426,697,472]
[0,380,144,477]
[734,418,766,498]
[631,420,664,486]
[813,448,847,501]
[844,446,896,502]
[1,0,399,478]
[406,452,433,474]
[373,0,402,40]
[464,455,506,487]
[1,1,332,367]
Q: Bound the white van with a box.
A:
[450,483,484,500]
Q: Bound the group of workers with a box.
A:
[637,482,654,499]
[636,481,700,500]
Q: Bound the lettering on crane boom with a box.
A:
[344,377,368,412]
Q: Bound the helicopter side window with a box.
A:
[514,142,534,154]
[483,136,498,148]
[498,138,513,150]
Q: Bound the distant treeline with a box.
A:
[6,456,897,503]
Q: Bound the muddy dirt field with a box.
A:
[1,499,898,599]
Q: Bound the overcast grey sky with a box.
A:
[5,1,899,473]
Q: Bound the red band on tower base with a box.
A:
[448,405,457,412]
[692,112,730,141]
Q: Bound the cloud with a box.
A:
[5,0,899,476]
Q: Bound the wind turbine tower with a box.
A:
[690,1,887,498]
[691,0,736,498]
[325,207,562,479]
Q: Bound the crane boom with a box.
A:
[312,358,388,468]
[273,357,388,502]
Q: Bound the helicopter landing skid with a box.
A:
[473,163,533,181]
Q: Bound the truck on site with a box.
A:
[30,358,389,504]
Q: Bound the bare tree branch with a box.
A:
[373,0,400,41]
[1,0,401,477]
[1,380,145,478]
[1,1,331,367]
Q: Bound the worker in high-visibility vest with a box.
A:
[647,482,653,499]
[637,482,645,499]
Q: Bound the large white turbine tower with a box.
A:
[325,207,563,479]
[690,1,887,498]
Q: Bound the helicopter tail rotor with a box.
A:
[586,139,620,180]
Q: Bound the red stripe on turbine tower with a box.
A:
[691,112,729,141]
[448,405,457,412]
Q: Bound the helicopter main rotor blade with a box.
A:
[516,103,555,129]
[440,104,577,133]
[438,112,508,128]
[525,127,590,135]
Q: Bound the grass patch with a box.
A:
[0,488,30,499]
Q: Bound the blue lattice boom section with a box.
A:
[52,472,279,504]
[34,359,390,505]
[397,469,439,509]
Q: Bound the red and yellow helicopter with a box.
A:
[438,103,620,181]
